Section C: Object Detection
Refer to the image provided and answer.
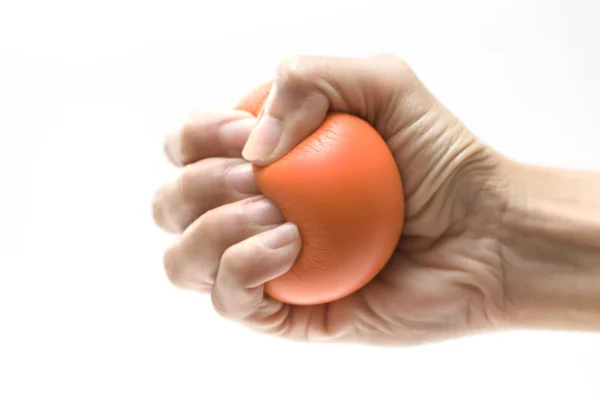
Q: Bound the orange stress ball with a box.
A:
[236,83,405,306]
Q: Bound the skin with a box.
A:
[152,54,600,346]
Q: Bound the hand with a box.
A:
[152,54,511,345]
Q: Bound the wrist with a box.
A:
[499,160,600,331]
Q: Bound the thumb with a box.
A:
[239,54,419,166]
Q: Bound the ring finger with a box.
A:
[163,195,285,292]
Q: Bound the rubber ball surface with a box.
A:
[235,83,405,305]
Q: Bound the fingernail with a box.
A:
[220,118,256,151]
[260,222,299,250]
[244,198,283,226]
[227,163,258,194]
[242,116,282,161]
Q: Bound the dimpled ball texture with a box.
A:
[235,83,405,306]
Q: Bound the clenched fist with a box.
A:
[153,54,600,345]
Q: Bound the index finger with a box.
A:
[163,109,256,166]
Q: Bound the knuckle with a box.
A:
[194,208,214,233]
[178,120,199,164]
[220,242,257,287]
[275,56,301,77]
[151,188,165,227]
[163,244,184,287]
[192,207,232,247]
[163,130,181,166]
[275,56,314,87]
[151,185,181,233]
[166,112,206,166]
[177,165,199,202]
[375,53,416,83]
[210,290,230,317]
[371,52,406,66]
[220,246,243,279]
[271,56,329,114]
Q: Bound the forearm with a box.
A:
[500,161,600,331]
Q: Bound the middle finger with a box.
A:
[152,157,260,233]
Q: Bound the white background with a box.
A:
[1,0,599,399]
